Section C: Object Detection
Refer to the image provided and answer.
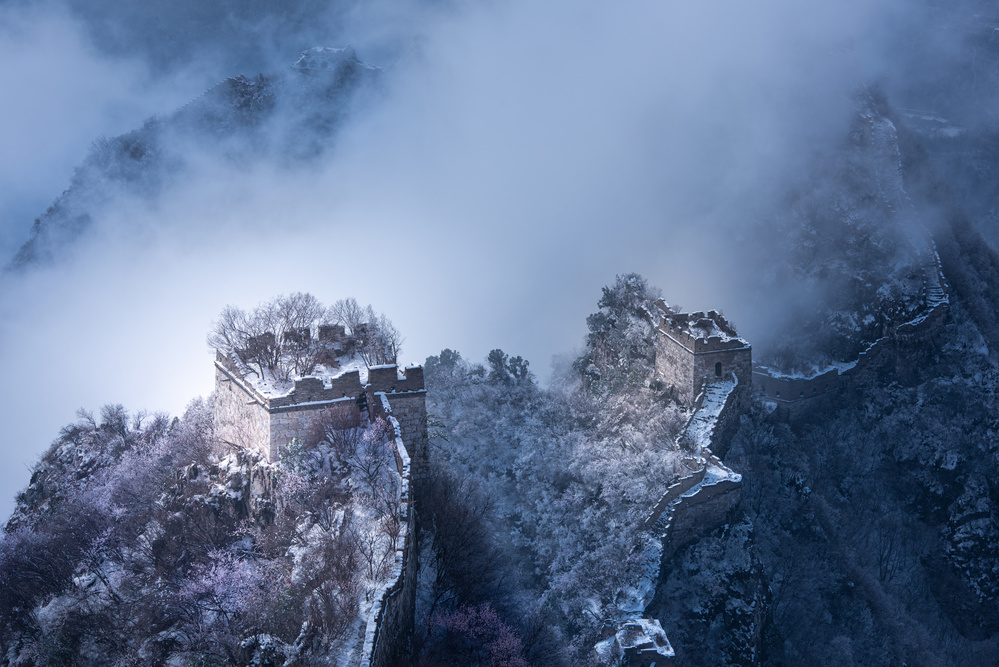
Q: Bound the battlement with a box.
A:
[318,324,346,343]
[268,371,364,409]
[214,349,426,462]
[651,300,747,352]
[753,366,840,404]
[367,365,425,394]
[754,244,951,422]
[216,352,424,408]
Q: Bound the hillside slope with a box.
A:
[0,399,406,666]
[9,46,378,269]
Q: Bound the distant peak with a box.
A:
[293,46,372,72]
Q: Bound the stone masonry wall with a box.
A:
[268,372,363,409]
[753,367,840,404]
[662,478,742,558]
[368,365,425,394]
[214,351,425,466]
[753,247,950,422]
[214,363,271,460]
[645,468,707,529]
[360,394,418,667]
[213,353,426,665]
[268,398,359,462]
[373,392,428,482]
[656,334,697,405]
[692,347,752,399]
[655,330,752,406]
[618,372,744,664]
[753,298,949,422]
[700,373,750,458]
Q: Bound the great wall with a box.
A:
[754,243,950,421]
[209,241,951,666]
[358,393,419,667]
[598,243,952,665]
[213,342,426,667]
[597,307,750,666]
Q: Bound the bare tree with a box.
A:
[210,301,279,379]
[351,419,393,498]
[276,293,325,376]
[251,299,286,377]
[417,468,506,630]
[377,314,404,365]
[211,294,404,382]
[329,298,365,335]
[207,305,251,352]
[279,292,325,332]
[306,405,363,466]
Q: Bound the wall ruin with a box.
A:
[358,393,418,667]
[213,351,427,470]
[753,288,949,423]
[213,351,427,666]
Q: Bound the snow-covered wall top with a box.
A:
[754,242,950,411]
[216,350,424,412]
[358,393,418,667]
[651,299,750,352]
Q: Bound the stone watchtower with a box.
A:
[213,351,428,480]
[650,300,752,406]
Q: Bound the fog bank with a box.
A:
[2,0,961,520]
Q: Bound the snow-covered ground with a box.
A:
[237,352,371,398]
[605,378,742,661]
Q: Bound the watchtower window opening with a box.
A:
[714,362,722,377]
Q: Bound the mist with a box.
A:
[0,0,973,520]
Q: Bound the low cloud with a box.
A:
[2,0,958,520]
[0,3,209,256]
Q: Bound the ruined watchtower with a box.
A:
[213,348,428,480]
[650,300,752,406]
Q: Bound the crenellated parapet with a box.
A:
[367,365,426,394]
[753,366,841,407]
[268,372,364,408]
[214,350,426,467]
[607,376,744,666]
